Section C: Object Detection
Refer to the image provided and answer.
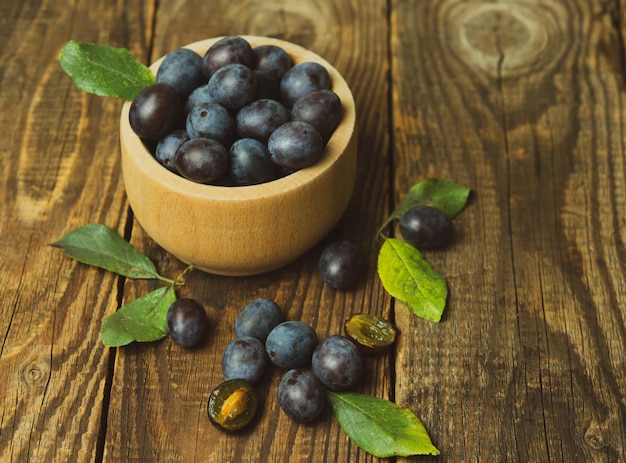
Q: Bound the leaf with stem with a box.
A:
[52,223,174,283]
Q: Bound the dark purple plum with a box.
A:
[222,336,268,384]
[318,240,361,289]
[278,368,326,423]
[186,102,236,147]
[265,321,318,369]
[156,48,205,99]
[236,99,290,143]
[155,129,188,173]
[312,335,363,391]
[208,63,257,110]
[291,89,342,141]
[399,205,454,249]
[202,36,255,78]
[229,138,277,186]
[129,82,181,141]
[267,121,323,170]
[253,44,292,81]
[173,138,228,184]
[280,61,330,107]
[234,298,284,342]
[184,84,217,115]
[166,298,208,348]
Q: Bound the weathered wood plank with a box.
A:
[392,0,626,461]
[613,0,626,61]
[7,1,625,461]
[104,1,393,462]
[0,1,153,462]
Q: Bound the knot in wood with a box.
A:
[584,421,606,450]
[447,1,566,77]
[21,357,51,387]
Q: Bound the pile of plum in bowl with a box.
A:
[120,36,357,276]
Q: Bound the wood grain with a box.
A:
[391,0,626,461]
[619,0,626,63]
[3,0,626,461]
[104,1,392,462]
[0,1,151,462]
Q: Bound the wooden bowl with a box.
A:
[119,36,357,276]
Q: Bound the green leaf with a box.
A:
[377,238,447,322]
[52,223,164,280]
[101,285,176,347]
[378,178,470,235]
[59,40,155,100]
[326,391,440,458]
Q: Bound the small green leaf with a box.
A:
[101,285,176,347]
[326,391,440,458]
[59,40,155,100]
[52,223,163,280]
[377,238,447,322]
[378,178,470,235]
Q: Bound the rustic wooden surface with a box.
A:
[1,0,625,462]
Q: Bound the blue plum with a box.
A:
[265,321,318,369]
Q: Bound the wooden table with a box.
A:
[2,0,626,461]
